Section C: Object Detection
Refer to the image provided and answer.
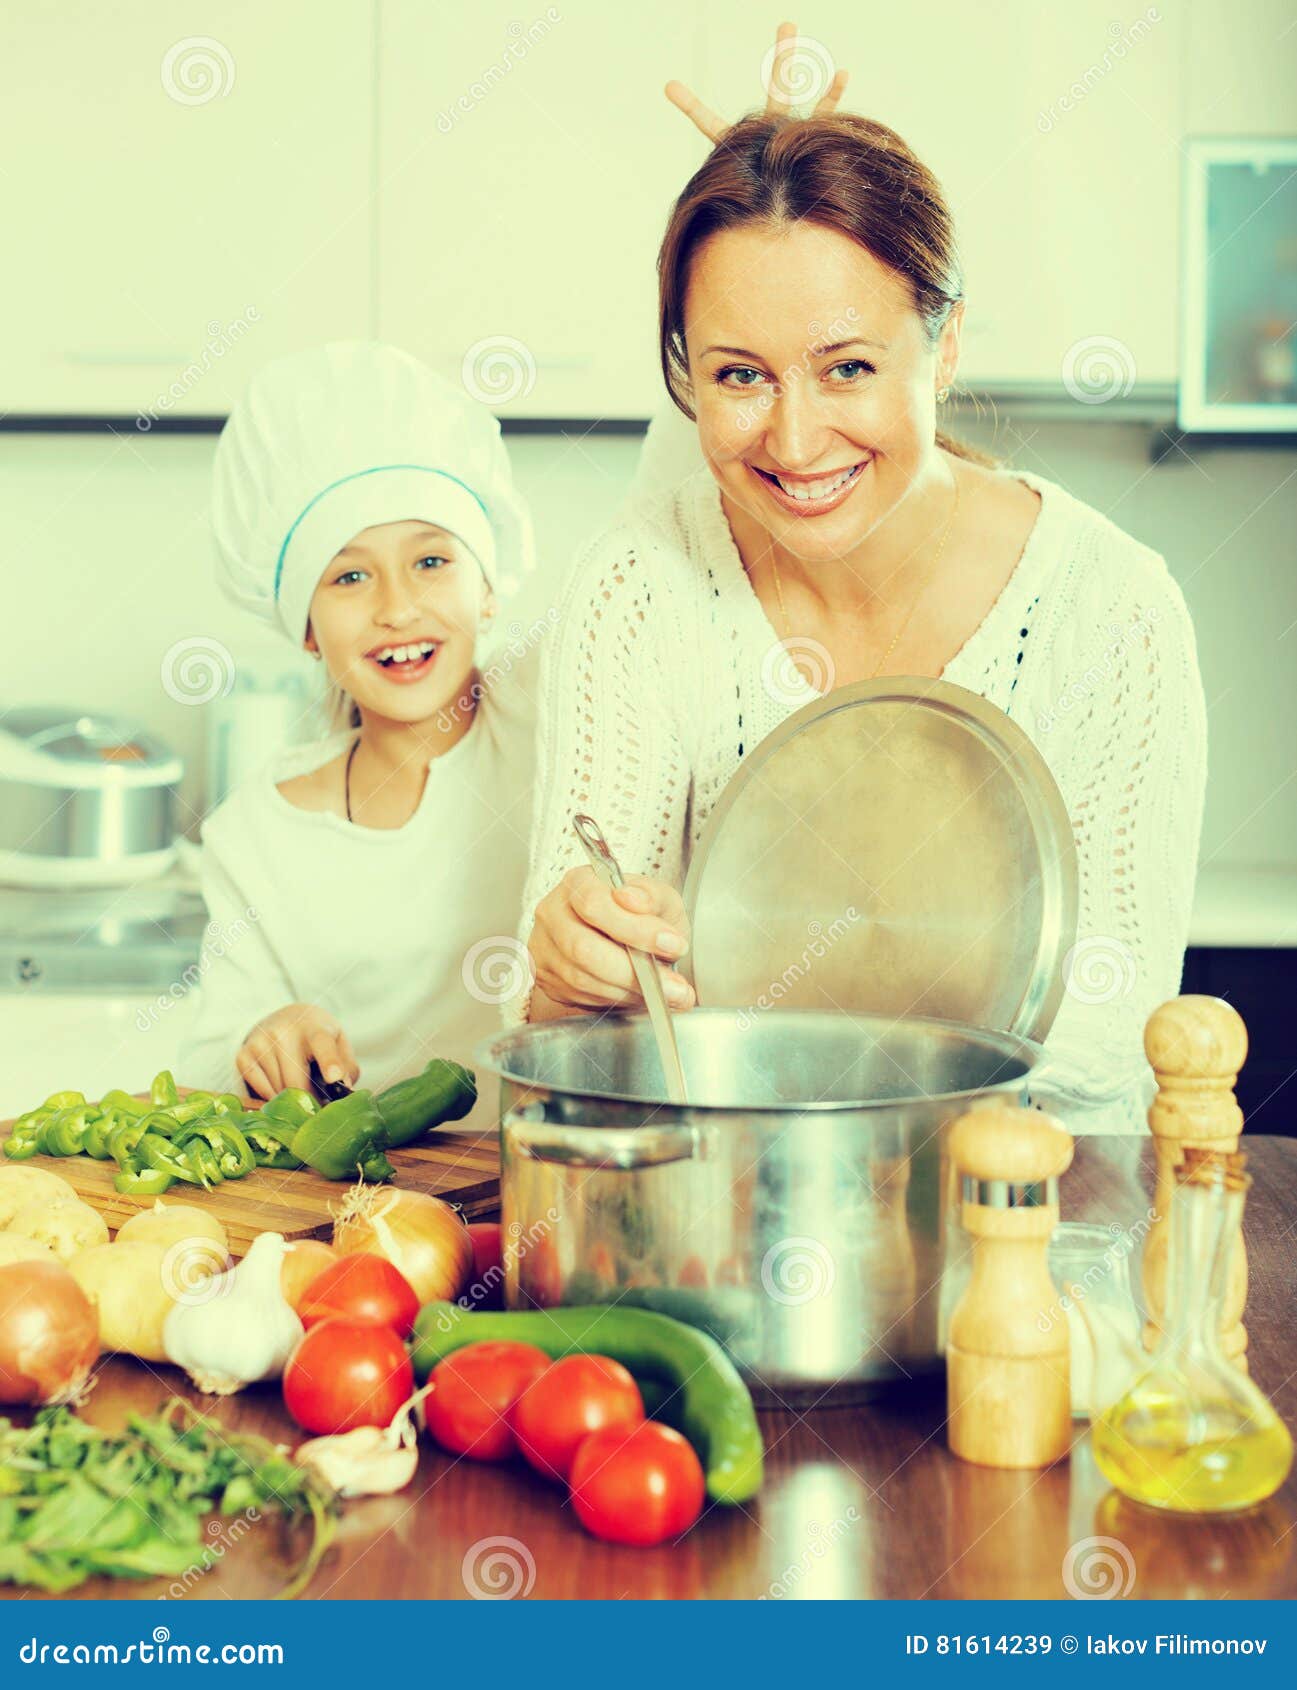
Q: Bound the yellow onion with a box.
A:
[333,1186,472,1306]
[281,1240,340,1313]
[0,1259,100,1405]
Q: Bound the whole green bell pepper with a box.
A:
[374,1059,477,1149]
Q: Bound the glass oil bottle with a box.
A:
[1091,1148,1293,1512]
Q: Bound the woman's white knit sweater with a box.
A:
[511,458,1208,1135]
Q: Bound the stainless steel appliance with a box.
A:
[0,709,182,887]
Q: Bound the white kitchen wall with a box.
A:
[1,418,1293,872]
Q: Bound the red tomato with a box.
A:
[511,1355,644,1482]
[464,1223,504,1308]
[569,1421,705,1546]
[298,1253,419,1337]
[426,1341,550,1461]
[282,1318,413,1435]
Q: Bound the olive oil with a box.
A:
[1093,1389,1293,1513]
[1089,1149,1294,1516]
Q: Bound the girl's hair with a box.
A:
[657,112,998,469]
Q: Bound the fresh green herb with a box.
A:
[0,1399,337,1598]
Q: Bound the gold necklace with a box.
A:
[770,469,962,678]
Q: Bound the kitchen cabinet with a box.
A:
[694,1,1186,388]
[0,1,374,416]
[375,0,702,418]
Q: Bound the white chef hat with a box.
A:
[212,341,535,647]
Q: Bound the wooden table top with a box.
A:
[7,1135,1295,1601]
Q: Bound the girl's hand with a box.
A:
[527,867,696,1015]
[665,18,850,145]
[237,1002,360,1099]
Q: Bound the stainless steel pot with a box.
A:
[479,1007,1044,1402]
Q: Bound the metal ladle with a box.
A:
[571,813,689,1104]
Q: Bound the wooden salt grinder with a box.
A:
[947,1104,1075,1470]
[1142,994,1249,1367]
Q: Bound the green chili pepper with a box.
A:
[175,1119,255,1181]
[289,1090,386,1181]
[150,1070,180,1108]
[113,1165,175,1196]
[261,1088,319,1131]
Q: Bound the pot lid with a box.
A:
[681,677,1077,1043]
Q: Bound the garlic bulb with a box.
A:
[163,1231,303,1395]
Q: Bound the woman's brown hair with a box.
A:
[657,112,997,468]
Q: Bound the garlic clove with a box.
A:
[294,1425,419,1497]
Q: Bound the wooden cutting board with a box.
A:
[0,1092,500,1255]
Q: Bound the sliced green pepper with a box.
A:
[138,1132,201,1185]
[3,1127,42,1160]
[261,1088,319,1131]
[108,1117,149,1168]
[175,1119,255,1181]
[168,1092,219,1126]
[41,1090,86,1111]
[79,1117,114,1160]
[37,1107,95,1157]
[150,1070,180,1108]
[99,1089,148,1119]
[210,1092,247,1118]
[289,1090,386,1181]
[113,1165,175,1196]
[241,1114,303,1170]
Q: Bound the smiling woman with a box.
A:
[516,111,1208,1135]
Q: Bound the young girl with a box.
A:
[179,341,539,1134]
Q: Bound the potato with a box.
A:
[68,1241,175,1362]
[0,1233,56,1267]
[6,1197,109,1264]
[115,1200,228,1258]
[0,1166,77,1228]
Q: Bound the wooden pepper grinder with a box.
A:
[1142,994,1249,1369]
[947,1103,1075,1469]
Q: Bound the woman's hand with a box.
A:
[665,18,850,145]
[237,1002,359,1099]
[527,867,696,1016]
